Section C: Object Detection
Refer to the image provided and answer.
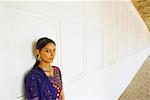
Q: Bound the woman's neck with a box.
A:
[38,61,52,69]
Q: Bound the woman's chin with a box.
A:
[47,61,53,63]
[48,60,53,63]
[43,60,53,63]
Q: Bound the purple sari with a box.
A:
[25,66,63,100]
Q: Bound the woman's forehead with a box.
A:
[43,43,56,49]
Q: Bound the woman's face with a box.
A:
[37,43,56,63]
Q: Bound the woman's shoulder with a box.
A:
[25,67,38,81]
[52,66,60,70]
[52,66,61,73]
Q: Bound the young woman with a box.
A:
[25,37,65,100]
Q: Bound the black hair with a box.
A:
[33,37,56,68]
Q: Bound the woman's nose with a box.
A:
[50,52,55,56]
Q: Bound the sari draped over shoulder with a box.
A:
[25,66,62,100]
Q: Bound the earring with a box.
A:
[37,55,41,61]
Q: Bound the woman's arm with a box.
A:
[57,67,65,100]
[25,73,40,100]
[60,88,65,100]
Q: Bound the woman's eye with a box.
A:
[45,49,55,53]
[46,50,51,52]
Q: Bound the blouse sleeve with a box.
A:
[25,73,40,100]
[58,68,62,80]
[57,67,63,87]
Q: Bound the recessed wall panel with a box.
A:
[86,21,103,70]
[61,19,85,81]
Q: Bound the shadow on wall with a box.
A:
[17,39,38,99]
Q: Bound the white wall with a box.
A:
[0,1,150,100]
